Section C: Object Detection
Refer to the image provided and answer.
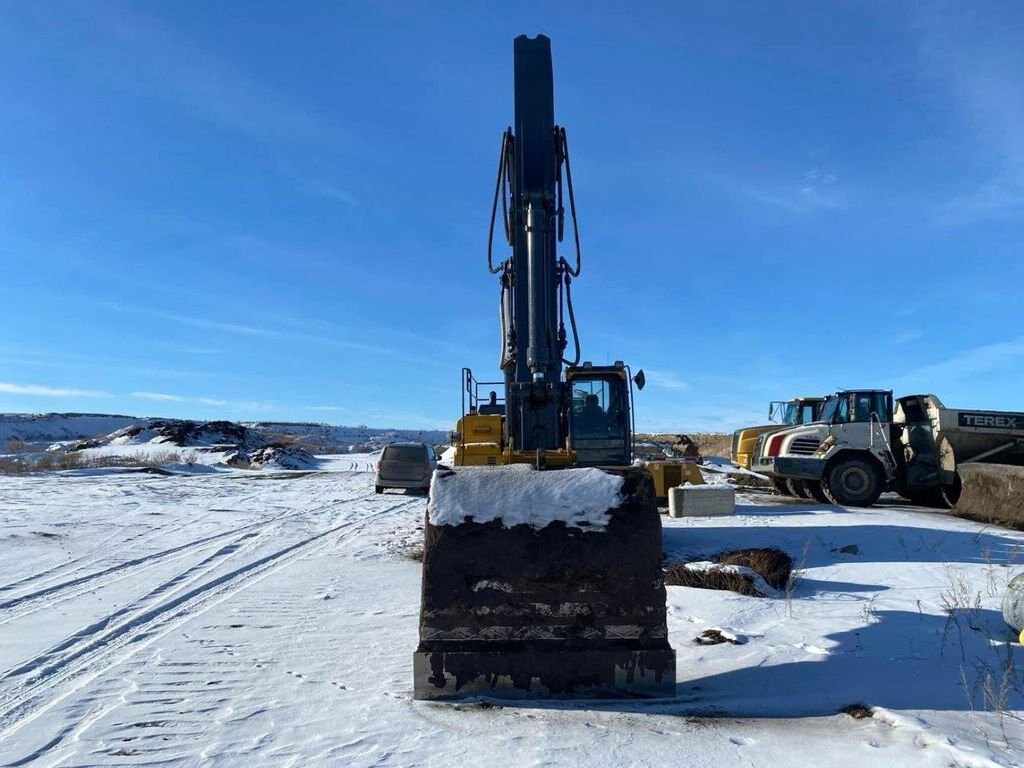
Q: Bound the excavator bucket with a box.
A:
[954,463,1024,525]
[413,464,675,699]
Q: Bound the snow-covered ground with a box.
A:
[1,458,1023,766]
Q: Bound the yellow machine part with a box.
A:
[504,448,575,467]
[643,459,704,500]
[453,413,503,466]
[453,413,581,468]
[731,424,781,469]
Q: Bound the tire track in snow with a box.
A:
[0,494,422,742]
[0,484,278,599]
[0,469,357,599]
[0,489,379,626]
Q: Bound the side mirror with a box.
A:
[633,369,646,391]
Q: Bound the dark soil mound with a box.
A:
[664,546,794,596]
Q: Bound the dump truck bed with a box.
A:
[897,394,1024,468]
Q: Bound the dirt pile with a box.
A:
[106,420,267,451]
[634,432,731,460]
[955,464,1024,529]
[225,445,318,470]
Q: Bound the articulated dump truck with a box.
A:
[731,397,827,472]
[413,35,675,700]
[752,390,1024,510]
[731,396,828,499]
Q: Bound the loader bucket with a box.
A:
[413,464,675,699]
[954,463,1024,528]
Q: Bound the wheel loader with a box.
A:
[413,35,675,699]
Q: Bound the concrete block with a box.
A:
[668,485,736,518]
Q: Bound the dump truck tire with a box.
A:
[805,480,830,504]
[772,478,789,495]
[375,485,384,494]
[823,456,883,507]
[785,478,810,499]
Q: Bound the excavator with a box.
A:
[413,35,675,699]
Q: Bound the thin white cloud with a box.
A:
[714,168,845,214]
[154,311,284,340]
[899,336,1024,385]
[99,7,326,142]
[308,181,358,206]
[198,397,228,407]
[892,329,923,345]
[306,405,347,412]
[132,391,184,402]
[917,8,1024,223]
[645,370,690,391]
[104,303,449,371]
[0,381,110,397]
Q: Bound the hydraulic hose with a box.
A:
[559,127,582,277]
[487,129,514,274]
[561,269,581,367]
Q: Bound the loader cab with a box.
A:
[566,363,632,466]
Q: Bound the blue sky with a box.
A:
[1,1,1023,431]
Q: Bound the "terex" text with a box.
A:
[959,413,1022,429]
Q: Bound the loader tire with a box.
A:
[823,457,883,508]
[805,480,831,504]
[785,478,810,499]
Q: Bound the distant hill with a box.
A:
[0,413,139,445]
[0,413,448,454]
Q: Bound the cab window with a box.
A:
[572,380,612,438]
[571,377,628,438]
[850,393,890,423]
[836,398,850,422]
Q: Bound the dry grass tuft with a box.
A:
[840,703,874,719]
[665,563,759,595]
[665,547,794,596]
[717,547,794,590]
[694,629,744,645]
[0,450,185,475]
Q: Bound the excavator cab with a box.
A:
[566,363,633,466]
